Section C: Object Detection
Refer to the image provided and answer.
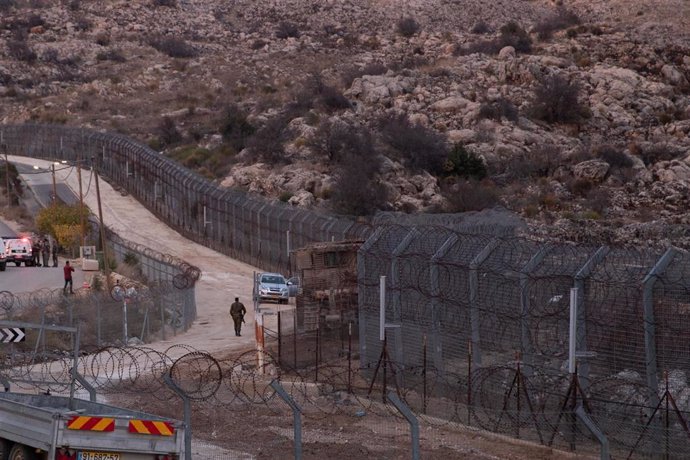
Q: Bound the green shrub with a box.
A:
[157,116,182,147]
[379,113,447,175]
[444,144,487,180]
[246,114,293,164]
[596,145,633,168]
[534,7,580,40]
[471,21,491,34]
[529,73,587,124]
[8,40,37,63]
[309,120,371,164]
[149,36,198,58]
[640,144,682,166]
[279,191,293,202]
[443,179,500,212]
[499,21,532,53]
[0,0,15,12]
[396,17,420,37]
[96,49,126,62]
[276,21,300,39]
[478,98,519,122]
[331,154,387,216]
[580,210,601,220]
[220,104,255,152]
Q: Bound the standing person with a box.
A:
[51,243,58,267]
[32,240,41,267]
[229,297,247,337]
[63,260,75,294]
[41,238,50,268]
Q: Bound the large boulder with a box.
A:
[573,160,610,182]
[661,64,689,87]
[346,74,416,104]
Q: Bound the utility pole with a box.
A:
[51,163,57,204]
[77,158,85,249]
[4,146,9,208]
[92,157,111,289]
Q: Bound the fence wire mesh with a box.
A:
[4,339,689,459]
[2,125,690,457]
[353,224,690,458]
[0,124,372,275]
[0,226,198,349]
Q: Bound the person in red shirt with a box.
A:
[63,260,75,294]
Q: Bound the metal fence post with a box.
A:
[387,392,420,460]
[270,379,302,460]
[163,373,192,460]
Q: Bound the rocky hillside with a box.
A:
[0,0,688,247]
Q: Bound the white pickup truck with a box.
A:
[3,237,35,267]
[0,392,185,460]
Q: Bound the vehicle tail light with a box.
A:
[55,448,76,460]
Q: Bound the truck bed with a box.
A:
[0,392,184,457]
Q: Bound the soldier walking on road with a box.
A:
[230,297,247,337]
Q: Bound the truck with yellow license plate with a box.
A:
[0,392,184,460]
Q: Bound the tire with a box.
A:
[14,262,20,267]
[0,438,10,460]
[0,262,5,272]
[8,444,36,460]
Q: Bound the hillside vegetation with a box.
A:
[0,0,689,246]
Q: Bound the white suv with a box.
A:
[5,238,34,267]
[255,272,289,304]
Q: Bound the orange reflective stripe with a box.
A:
[128,420,175,436]
[67,416,115,432]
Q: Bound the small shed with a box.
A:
[291,239,363,331]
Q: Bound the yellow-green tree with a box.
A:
[36,203,89,253]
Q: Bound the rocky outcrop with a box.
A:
[0,0,688,246]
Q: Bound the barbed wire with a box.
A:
[2,343,689,457]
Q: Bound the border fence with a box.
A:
[2,124,690,457]
[0,124,372,275]
[0,223,198,349]
[354,224,690,458]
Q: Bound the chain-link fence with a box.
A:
[0,124,372,275]
[354,224,690,458]
[3,124,690,457]
[0,227,198,349]
[5,340,687,459]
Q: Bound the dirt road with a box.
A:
[10,156,591,459]
[11,155,262,356]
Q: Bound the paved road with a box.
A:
[0,220,17,237]
[0,259,86,294]
[14,162,78,213]
[1,160,84,294]
[11,155,267,355]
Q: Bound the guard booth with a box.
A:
[80,245,99,271]
[290,240,363,332]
